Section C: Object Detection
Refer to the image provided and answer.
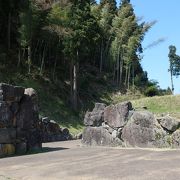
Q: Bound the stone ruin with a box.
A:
[82,102,180,148]
[0,83,72,157]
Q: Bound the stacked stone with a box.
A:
[82,102,133,146]
[0,83,42,157]
[40,117,72,142]
[82,101,180,148]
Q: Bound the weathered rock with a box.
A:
[0,83,24,102]
[42,117,50,123]
[122,111,168,148]
[10,102,19,115]
[16,142,27,154]
[158,116,180,132]
[61,128,72,140]
[41,119,73,142]
[104,101,132,128]
[172,130,180,148]
[0,144,15,157]
[26,129,42,151]
[93,103,106,112]
[0,102,13,128]
[102,122,114,134]
[46,120,61,134]
[16,88,39,130]
[76,132,82,139]
[0,128,16,143]
[82,127,113,146]
[84,103,106,127]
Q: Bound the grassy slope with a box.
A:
[1,68,179,135]
[0,66,115,135]
[131,95,180,119]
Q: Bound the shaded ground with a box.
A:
[0,140,180,180]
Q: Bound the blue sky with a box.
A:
[97,0,180,94]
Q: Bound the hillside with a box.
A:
[0,65,116,135]
[131,95,180,119]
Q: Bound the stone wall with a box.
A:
[82,102,180,148]
[0,83,42,157]
[0,83,72,157]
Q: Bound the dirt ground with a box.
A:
[0,140,180,180]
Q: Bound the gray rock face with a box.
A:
[82,127,113,146]
[158,116,180,132]
[0,83,24,102]
[172,130,180,148]
[84,103,106,127]
[41,120,72,142]
[104,101,132,128]
[121,111,168,148]
[82,101,180,149]
[0,102,13,128]
[0,128,16,143]
[0,84,42,156]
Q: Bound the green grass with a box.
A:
[131,95,180,119]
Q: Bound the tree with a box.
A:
[97,1,117,72]
[100,0,117,14]
[19,0,42,74]
[0,0,24,63]
[168,45,180,94]
[111,0,152,89]
[63,0,99,110]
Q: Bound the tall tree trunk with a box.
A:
[70,60,73,99]
[28,45,32,74]
[119,53,123,88]
[52,52,57,81]
[7,12,11,50]
[132,62,135,93]
[116,48,120,86]
[113,62,116,83]
[170,68,174,94]
[17,48,21,68]
[40,44,46,75]
[127,64,131,90]
[73,61,78,110]
[100,40,103,73]
[124,65,128,88]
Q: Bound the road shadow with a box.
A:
[0,147,69,159]
[42,147,69,153]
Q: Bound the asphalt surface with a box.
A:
[0,140,180,180]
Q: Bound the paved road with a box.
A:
[0,140,180,180]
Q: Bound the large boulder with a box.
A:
[104,101,132,128]
[0,83,24,102]
[0,128,16,143]
[82,126,123,146]
[0,102,13,128]
[84,103,106,127]
[172,130,180,148]
[122,111,169,148]
[158,116,180,132]
[0,144,15,157]
[16,88,39,130]
[82,127,113,146]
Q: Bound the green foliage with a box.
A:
[144,86,159,97]
[169,45,180,77]
[0,0,160,131]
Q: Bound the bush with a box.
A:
[144,86,159,97]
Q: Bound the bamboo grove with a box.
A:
[0,0,162,109]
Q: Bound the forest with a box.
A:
[0,0,174,114]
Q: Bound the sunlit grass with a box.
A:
[131,95,180,119]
